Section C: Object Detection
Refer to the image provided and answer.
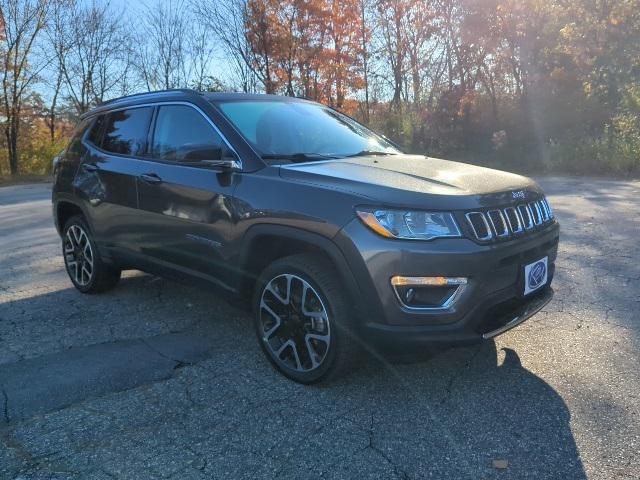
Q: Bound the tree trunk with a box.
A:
[48,83,61,143]
[6,123,19,176]
[49,111,56,142]
[360,0,369,123]
[392,6,403,106]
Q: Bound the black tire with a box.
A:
[252,254,358,384]
[62,215,121,294]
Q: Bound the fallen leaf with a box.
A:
[493,459,509,469]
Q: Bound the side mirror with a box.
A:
[200,150,242,171]
[178,144,241,171]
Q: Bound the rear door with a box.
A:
[135,103,239,287]
[75,106,154,255]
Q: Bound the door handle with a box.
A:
[139,173,162,185]
[82,163,98,172]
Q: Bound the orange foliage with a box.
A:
[244,0,366,108]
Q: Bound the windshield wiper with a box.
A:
[343,150,398,158]
[261,153,338,162]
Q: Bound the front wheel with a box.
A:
[253,254,357,384]
[62,215,121,293]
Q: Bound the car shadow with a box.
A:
[325,340,588,478]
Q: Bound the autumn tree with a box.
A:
[321,0,365,108]
[558,0,640,118]
[43,0,73,141]
[193,0,259,93]
[244,0,283,93]
[2,0,639,175]
[57,0,130,114]
[0,0,49,175]
[375,0,407,106]
[186,20,218,91]
[138,0,191,91]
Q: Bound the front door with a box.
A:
[135,104,239,288]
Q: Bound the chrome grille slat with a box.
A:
[538,200,549,222]
[487,210,509,237]
[465,212,493,241]
[504,207,523,234]
[518,204,534,230]
[465,196,554,242]
[529,201,542,225]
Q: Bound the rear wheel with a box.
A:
[253,254,357,384]
[62,215,120,293]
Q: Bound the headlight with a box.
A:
[356,209,461,240]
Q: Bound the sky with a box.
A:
[35,0,234,104]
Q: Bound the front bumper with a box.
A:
[362,286,553,345]
[334,218,559,344]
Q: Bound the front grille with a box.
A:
[464,197,554,242]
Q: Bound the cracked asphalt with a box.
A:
[0,177,639,479]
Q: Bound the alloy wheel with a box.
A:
[64,225,94,287]
[259,274,331,372]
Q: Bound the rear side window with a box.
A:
[151,105,226,162]
[102,107,153,156]
[66,118,93,156]
[86,115,106,147]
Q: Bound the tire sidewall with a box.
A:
[62,216,99,293]
[252,259,344,384]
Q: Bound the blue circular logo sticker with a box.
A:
[528,261,547,289]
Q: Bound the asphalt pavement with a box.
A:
[0,178,638,479]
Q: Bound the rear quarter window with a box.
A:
[86,114,106,148]
[66,118,93,157]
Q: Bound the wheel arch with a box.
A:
[236,225,361,314]
[54,199,86,235]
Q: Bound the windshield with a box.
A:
[215,100,401,161]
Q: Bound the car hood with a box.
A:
[279,155,541,209]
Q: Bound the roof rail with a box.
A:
[98,88,201,107]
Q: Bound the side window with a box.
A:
[152,105,227,162]
[66,118,92,156]
[102,107,153,156]
[86,114,106,148]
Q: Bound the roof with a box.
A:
[203,92,313,103]
[81,89,314,119]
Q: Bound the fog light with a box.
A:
[390,276,467,287]
[405,288,416,303]
[390,276,467,310]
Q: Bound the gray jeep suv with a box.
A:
[52,89,559,383]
